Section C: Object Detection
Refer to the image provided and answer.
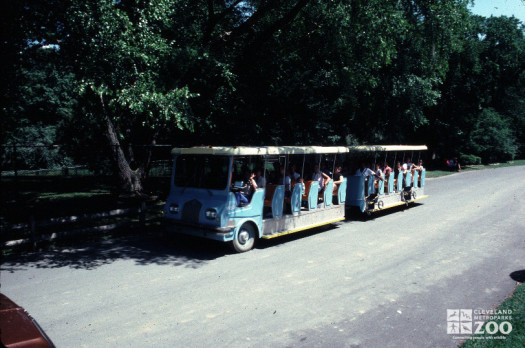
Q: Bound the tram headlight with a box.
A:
[169,204,179,214]
[205,208,217,219]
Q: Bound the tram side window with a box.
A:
[174,155,229,190]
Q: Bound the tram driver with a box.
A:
[235,169,258,207]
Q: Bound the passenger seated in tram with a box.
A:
[355,162,374,177]
[313,164,331,192]
[416,160,424,173]
[404,156,413,172]
[255,167,266,188]
[395,161,406,176]
[394,161,407,188]
[235,169,258,207]
[321,162,332,177]
[332,165,344,192]
[289,164,301,181]
[374,163,384,182]
[383,162,392,177]
[296,176,306,196]
[278,167,292,197]
[355,162,379,195]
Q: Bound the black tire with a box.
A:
[232,223,256,253]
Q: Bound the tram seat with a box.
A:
[264,184,279,207]
[284,182,302,213]
[305,181,319,210]
[302,181,315,202]
[405,171,412,187]
[397,172,404,192]
[289,183,302,214]
[271,185,285,217]
[387,172,394,193]
[367,176,375,195]
[378,178,385,195]
[413,170,419,188]
[323,181,334,207]
[333,177,347,205]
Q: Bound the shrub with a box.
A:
[460,153,482,165]
[469,108,518,163]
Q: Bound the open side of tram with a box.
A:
[163,146,348,252]
[345,145,429,214]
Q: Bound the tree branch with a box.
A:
[203,0,245,43]
[211,0,279,48]
[237,0,311,66]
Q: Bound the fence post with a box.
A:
[30,212,37,250]
[139,201,146,226]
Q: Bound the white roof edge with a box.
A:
[171,146,350,156]
[347,145,428,152]
[171,145,428,155]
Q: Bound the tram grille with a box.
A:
[182,199,202,223]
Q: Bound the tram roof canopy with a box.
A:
[347,145,428,152]
[171,145,427,155]
[171,146,350,156]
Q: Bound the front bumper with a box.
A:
[163,218,235,242]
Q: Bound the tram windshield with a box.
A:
[174,155,230,190]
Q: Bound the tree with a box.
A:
[468,108,517,162]
[429,14,525,161]
[60,0,198,192]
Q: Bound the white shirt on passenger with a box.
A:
[313,172,324,188]
[355,168,374,177]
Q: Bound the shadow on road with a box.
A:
[345,202,425,222]
[256,224,340,250]
[2,202,428,272]
[1,227,231,271]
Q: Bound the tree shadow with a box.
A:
[1,227,231,272]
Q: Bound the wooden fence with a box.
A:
[1,202,164,249]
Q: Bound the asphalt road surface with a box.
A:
[2,166,525,348]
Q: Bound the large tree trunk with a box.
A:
[100,94,143,193]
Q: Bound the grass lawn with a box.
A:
[426,159,525,178]
[425,170,457,178]
[461,282,525,347]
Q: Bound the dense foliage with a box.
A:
[2,0,525,191]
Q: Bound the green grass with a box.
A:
[426,160,525,178]
[425,170,457,178]
[482,159,525,168]
[461,283,525,347]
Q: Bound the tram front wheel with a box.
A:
[232,223,255,253]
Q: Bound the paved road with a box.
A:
[2,166,525,348]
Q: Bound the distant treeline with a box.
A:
[2,1,524,192]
